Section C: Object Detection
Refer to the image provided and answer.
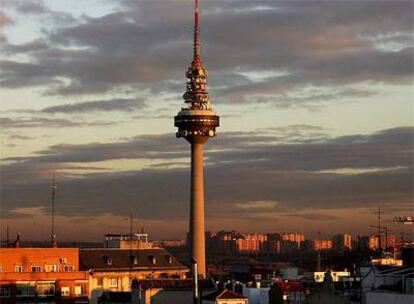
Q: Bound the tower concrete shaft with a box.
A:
[190,142,206,277]
[174,0,219,279]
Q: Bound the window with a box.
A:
[16,283,35,297]
[109,278,118,287]
[64,265,75,272]
[59,258,67,264]
[45,265,59,272]
[103,255,112,265]
[148,255,156,265]
[96,277,103,287]
[15,265,23,272]
[74,285,84,296]
[0,287,10,297]
[36,283,55,297]
[61,286,70,297]
[31,266,41,272]
[129,254,138,265]
[165,255,172,264]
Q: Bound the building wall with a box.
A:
[313,271,350,283]
[0,248,86,303]
[368,235,397,250]
[0,271,89,304]
[333,234,352,253]
[89,270,188,304]
[313,240,333,251]
[0,248,79,272]
[243,287,269,304]
[365,291,414,304]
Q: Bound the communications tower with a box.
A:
[174,0,219,278]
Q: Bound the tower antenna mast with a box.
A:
[51,175,58,247]
[376,207,382,255]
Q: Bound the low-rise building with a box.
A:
[80,248,188,304]
[269,280,305,304]
[0,248,89,304]
[203,289,248,304]
[136,279,216,304]
[361,265,414,304]
[313,271,350,283]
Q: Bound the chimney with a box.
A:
[14,233,21,248]
[51,234,58,248]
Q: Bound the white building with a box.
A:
[361,266,414,304]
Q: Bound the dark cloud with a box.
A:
[40,98,146,113]
[7,134,33,140]
[0,117,112,129]
[284,213,340,221]
[6,0,49,15]
[1,127,412,222]
[0,0,412,106]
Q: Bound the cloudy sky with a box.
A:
[0,0,413,242]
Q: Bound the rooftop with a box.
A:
[79,248,187,271]
[203,289,247,300]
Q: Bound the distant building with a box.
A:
[305,270,350,304]
[313,271,350,283]
[268,280,305,304]
[280,240,300,254]
[153,240,186,247]
[332,234,352,253]
[268,233,281,253]
[368,234,397,251]
[203,289,248,304]
[80,248,188,304]
[279,267,301,280]
[0,248,89,304]
[312,240,332,251]
[371,257,403,266]
[233,238,260,253]
[281,233,305,249]
[356,235,370,250]
[229,265,274,283]
[104,233,152,249]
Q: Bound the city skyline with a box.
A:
[1,0,413,241]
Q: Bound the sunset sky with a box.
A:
[1,0,413,241]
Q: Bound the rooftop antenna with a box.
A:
[376,207,382,255]
[50,175,58,248]
[6,226,9,248]
[193,0,201,62]
[317,231,322,272]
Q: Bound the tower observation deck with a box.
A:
[174,0,219,278]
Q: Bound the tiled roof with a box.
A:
[79,248,187,271]
[135,279,215,289]
[203,289,247,300]
[276,280,304,293]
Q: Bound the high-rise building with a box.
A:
[332,233,352,253]
[313,239,333,251]
[281,233,305,249]
[174,0,220,278]
[369,234,397,251]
